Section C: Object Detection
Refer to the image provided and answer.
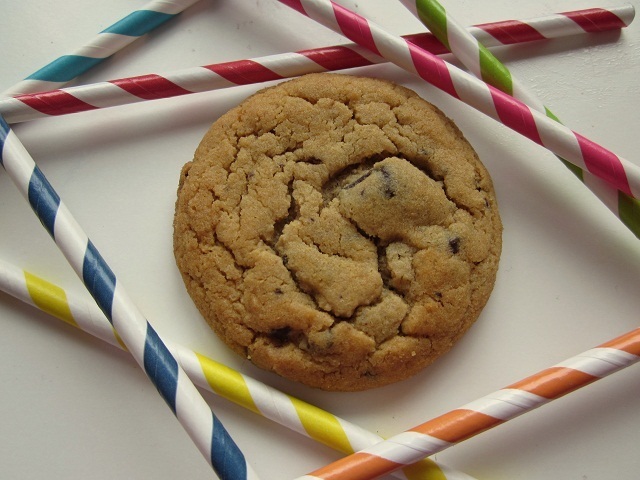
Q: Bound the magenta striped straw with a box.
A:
[399,0,639,239]
[0,5,633,124]
[277,0,640,201]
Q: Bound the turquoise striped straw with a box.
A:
[2,0,201,96]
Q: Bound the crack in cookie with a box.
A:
[173,73,502,391]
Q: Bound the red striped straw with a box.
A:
[468,5,634,44]
[295,327,640,480]
[277,0,640,200]
[0,5,634,124]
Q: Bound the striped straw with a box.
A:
[0,115,259,480]
[401,0,640,238]
[0,258,477,480]
[9,269,640,480]
[0,5,634,124]
[277,0,640,200]
[2,0,202,97]
[457,5,634,46]
[297,332,640,480]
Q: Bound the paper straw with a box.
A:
[0,115,259,480]
[0,259,477,480]
[0,5,634,124]
[278,0,640,200]
[297,331,640,480]
[458,5,634,46]
[2,0,202,97]
[401,0,640,239]
[402,2,634,93]
[6,262,639,480]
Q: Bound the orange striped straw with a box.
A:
[296,327,640,480]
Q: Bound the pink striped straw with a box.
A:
[0,5,634,124]
[399,0,639,239]
[277,0,640,200]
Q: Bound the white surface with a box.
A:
[1,1,639,479]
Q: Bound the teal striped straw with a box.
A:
[2,0,201,96]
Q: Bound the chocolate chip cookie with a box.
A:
[173,73,502,391]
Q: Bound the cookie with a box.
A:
[173,73,502,391]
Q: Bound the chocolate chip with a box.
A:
[344,169,373,189]
[268,326,292,346]
[448,237,460,254]
[379,166,396,199]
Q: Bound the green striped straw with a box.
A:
[403,0,640,238]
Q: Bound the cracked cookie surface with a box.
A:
[173,73,502,391]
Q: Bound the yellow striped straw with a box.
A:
[0,258,476,480]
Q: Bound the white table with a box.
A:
[1,1,639,478]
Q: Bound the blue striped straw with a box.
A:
[2,0,202,96]
[0,114,260,480]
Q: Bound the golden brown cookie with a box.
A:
[173,73,502,391]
